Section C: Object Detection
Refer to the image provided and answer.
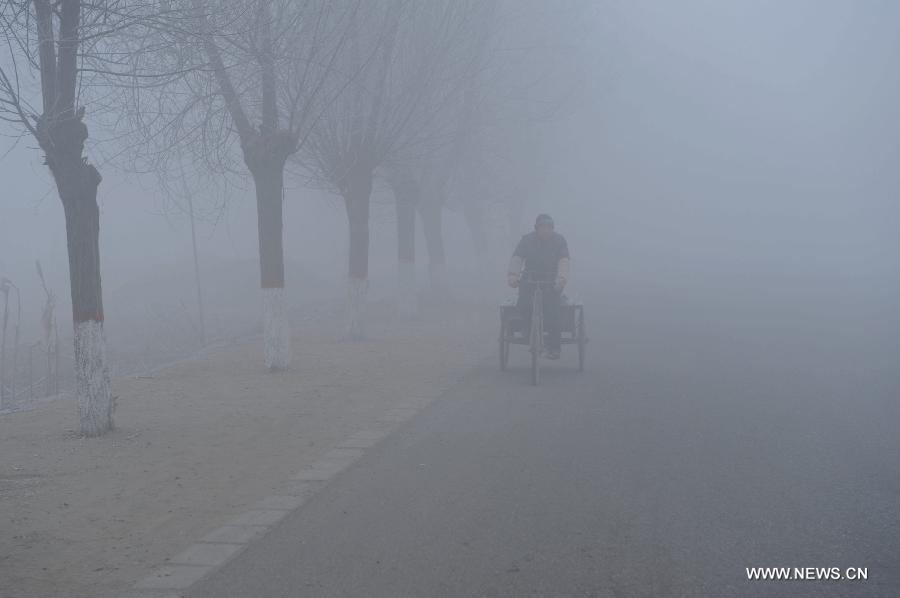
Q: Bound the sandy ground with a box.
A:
[0,301,496,598]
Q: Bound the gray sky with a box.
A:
[556,0,900,280]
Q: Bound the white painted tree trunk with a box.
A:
[262,288,291,370]
[397,261,418,318]
[348,277,368,340]
[74,319,113,436]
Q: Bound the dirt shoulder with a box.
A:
[0,302,496,598]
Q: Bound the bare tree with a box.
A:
[128,0,361,370]
[386,170,420,317]
[412,0,497,299]
[436,0,594,273]
[0,0,172,434]
[301,0,481,338]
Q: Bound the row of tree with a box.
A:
[0,0,588,436]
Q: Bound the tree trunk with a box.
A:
[251,162,291,370]
[393,180,418,318]
[419,199,447,295]
[57,162,113,436]
[344,171,373,340]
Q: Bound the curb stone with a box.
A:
[125,400,431,596]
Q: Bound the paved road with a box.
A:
[189,285,899,597]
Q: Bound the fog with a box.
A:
[1,0,899,595]
[3,1,897,353]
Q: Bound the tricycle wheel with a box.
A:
[499,323,509,371]
[530,293,542,386]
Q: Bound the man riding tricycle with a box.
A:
[500,214,586,385]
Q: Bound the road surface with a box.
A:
[189,284,899,597]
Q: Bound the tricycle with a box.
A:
[499,273,586,385]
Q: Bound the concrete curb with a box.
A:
[120,398,430,598]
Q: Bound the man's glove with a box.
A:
[507,255,524,288]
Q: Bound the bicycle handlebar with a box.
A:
[517,271,558,285]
